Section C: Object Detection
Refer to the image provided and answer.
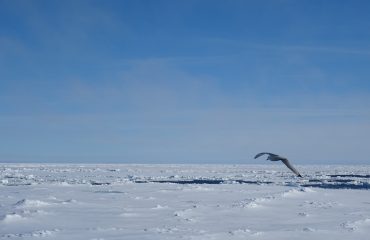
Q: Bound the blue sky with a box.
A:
[1,0,370,164]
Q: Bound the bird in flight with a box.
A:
[254,152,303,177]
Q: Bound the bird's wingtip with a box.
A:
[254,152,265,159]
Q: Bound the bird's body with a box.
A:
[254,152,302,177]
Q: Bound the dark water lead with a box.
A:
[90,181,111,185]
[328,174,370,179]
[135,179,370,190]
[309,179,355,183]
[135,179,274,185]
[302,182,370,190]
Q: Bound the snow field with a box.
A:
[1,164,370,239]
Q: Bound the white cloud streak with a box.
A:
[1,58,370,164]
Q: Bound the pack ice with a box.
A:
[1,164,370,240]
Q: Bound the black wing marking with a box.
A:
[281,159,302,177]
[254,152,277,159]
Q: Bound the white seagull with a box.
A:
[254,152,302,177]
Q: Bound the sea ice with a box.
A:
[1,164,370,239]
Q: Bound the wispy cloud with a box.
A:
[1,1,370,164]
[249,43,370,56]
[202,37,370,56]
[1,105,369,163]
[1,57,370,163]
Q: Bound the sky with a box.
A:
[1,0,370,164]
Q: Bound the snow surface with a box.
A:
[1,164,370,239]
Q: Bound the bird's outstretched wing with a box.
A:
[281,159,302,177]
[254,152,276,159]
